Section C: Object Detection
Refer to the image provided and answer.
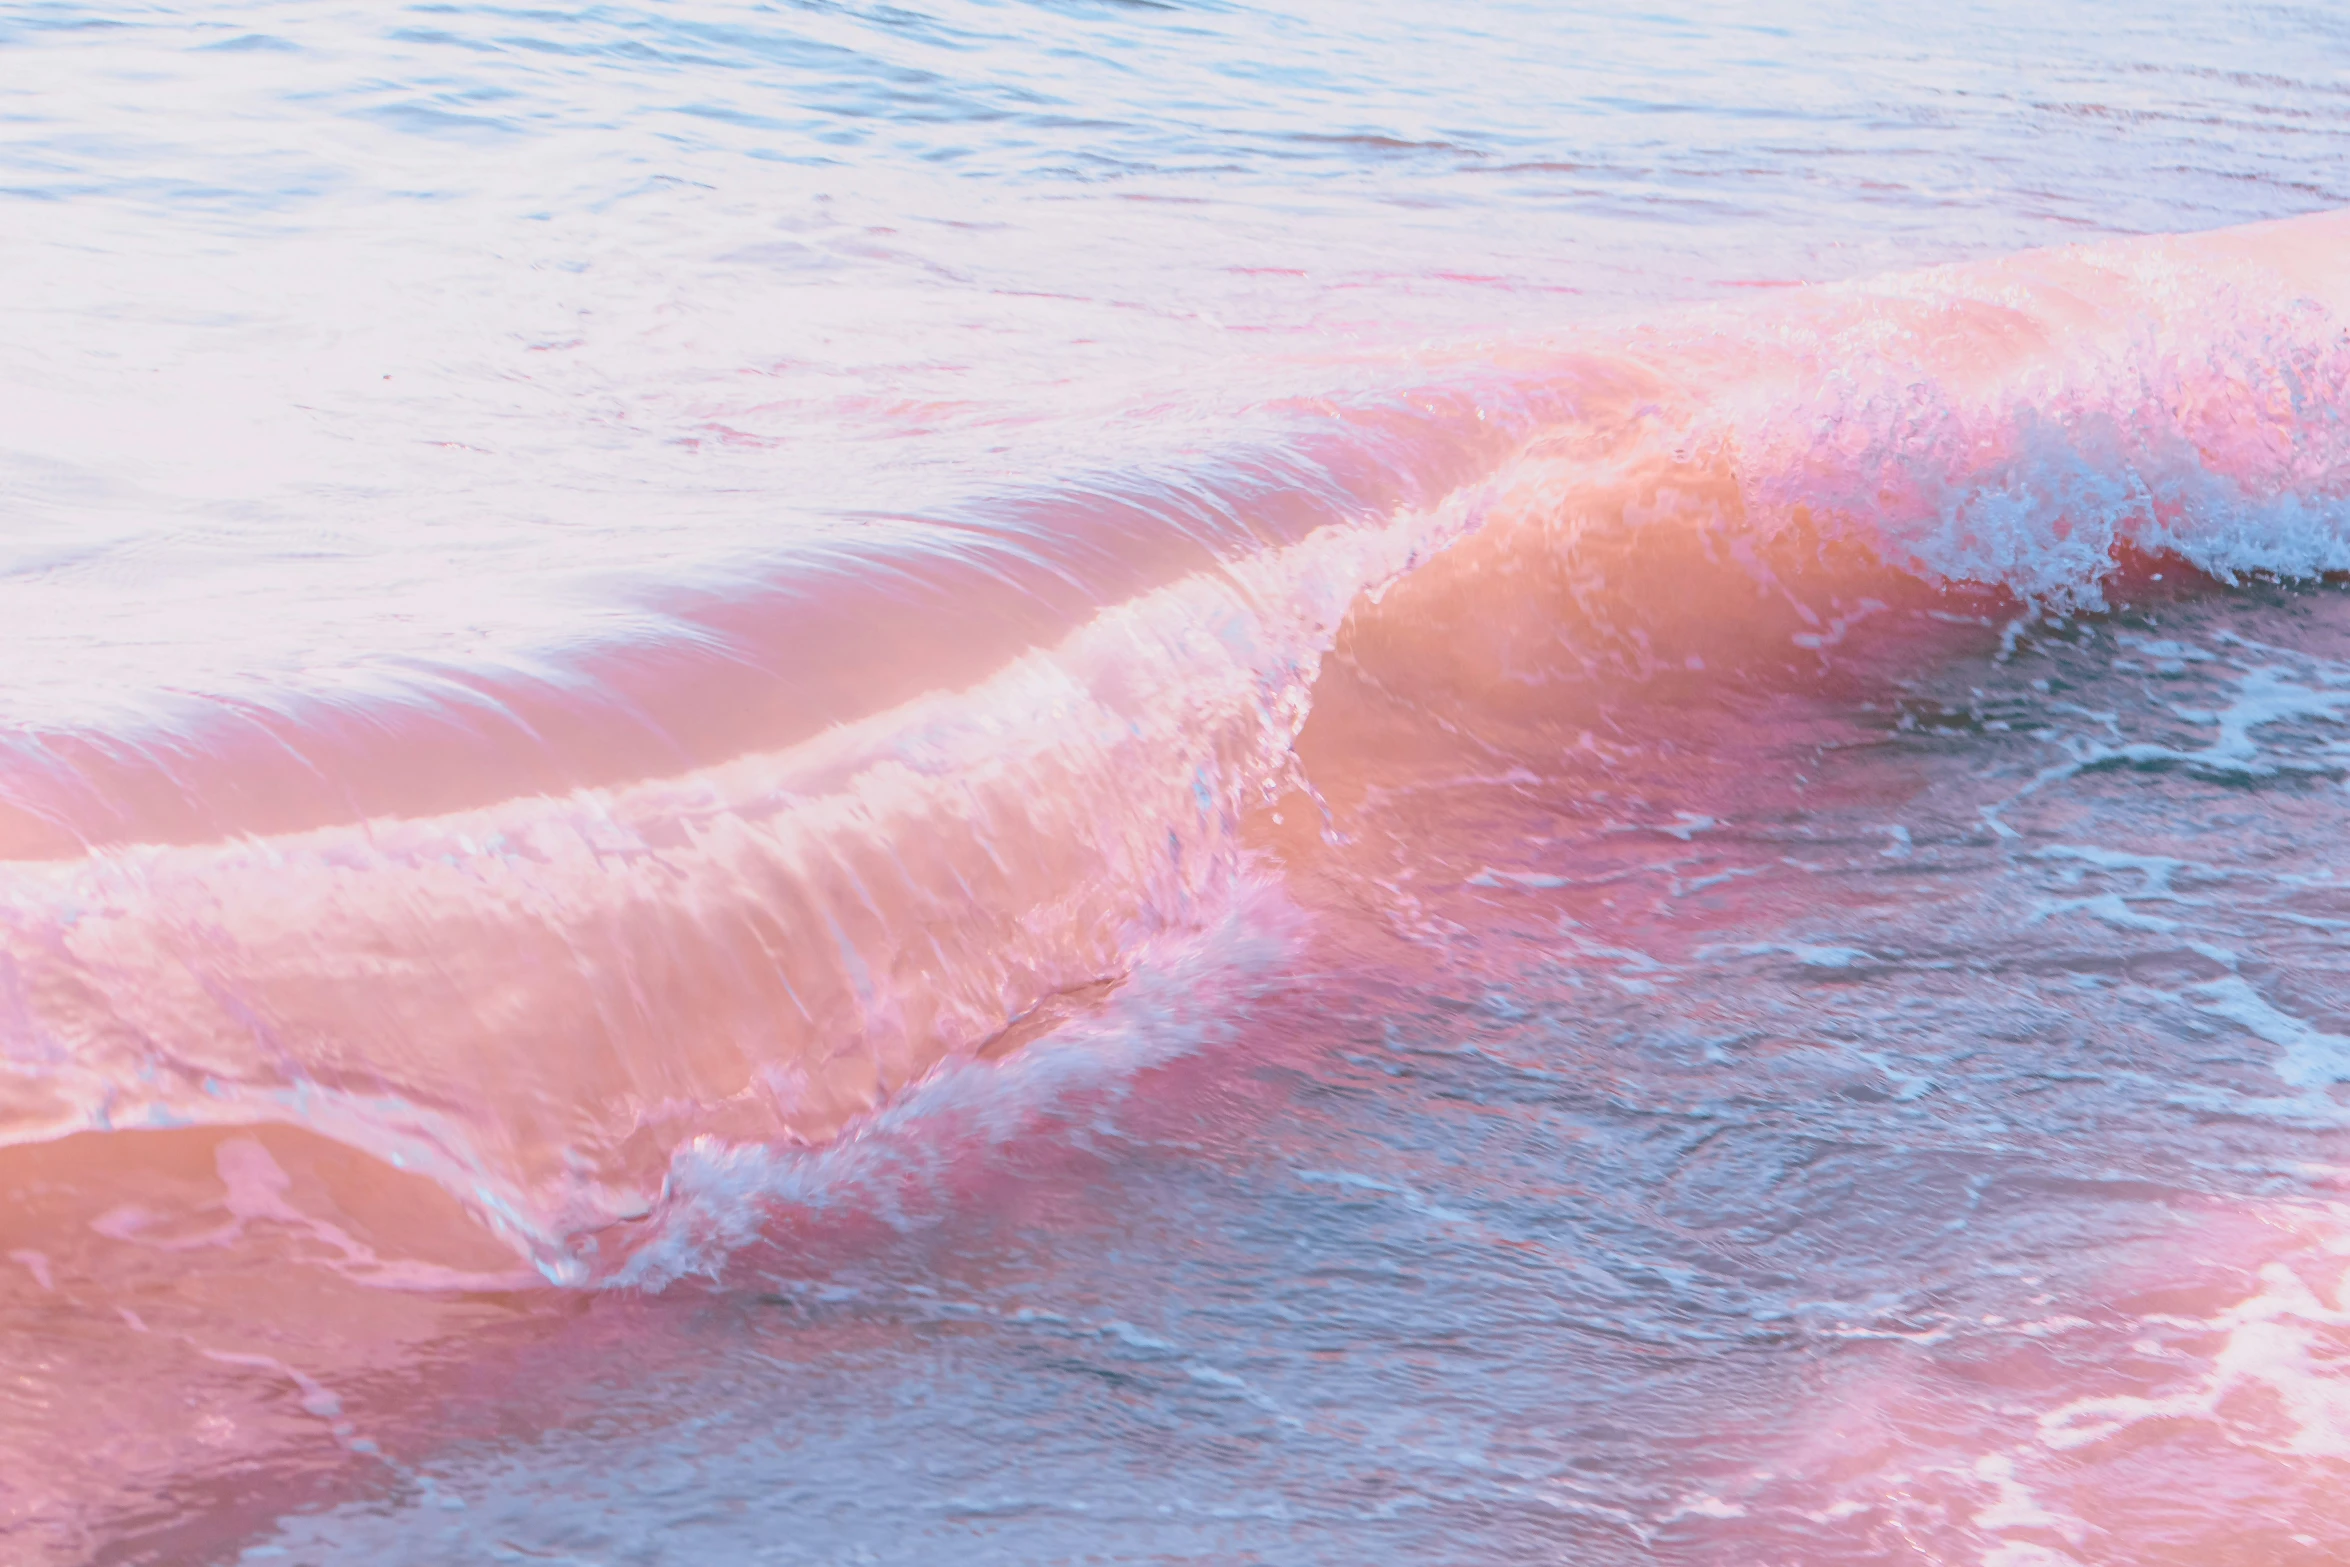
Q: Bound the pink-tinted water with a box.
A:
[8,3,2350,1562]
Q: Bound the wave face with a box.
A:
[6,214,2345,1285]
[10,1,2350,1561]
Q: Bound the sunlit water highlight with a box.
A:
[5,1,2350,1562]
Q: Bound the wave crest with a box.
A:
[2,210,2346,1284]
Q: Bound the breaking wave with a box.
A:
[3,209,2346,1284]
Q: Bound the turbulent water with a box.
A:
[7,1,2350,1562]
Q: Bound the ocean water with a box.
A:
[6,1,2350,1561]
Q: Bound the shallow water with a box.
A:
[82,580,2350,1566]
[6,2,2350,1563]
